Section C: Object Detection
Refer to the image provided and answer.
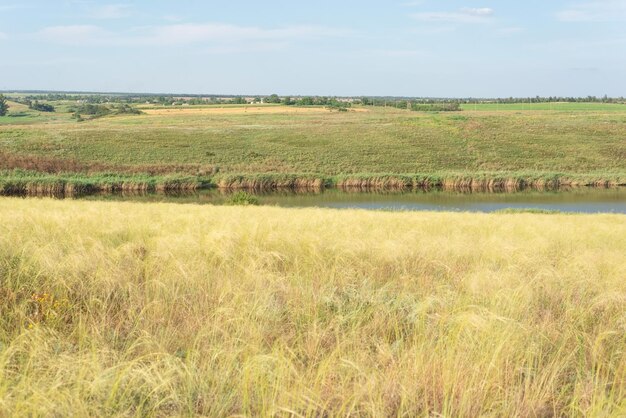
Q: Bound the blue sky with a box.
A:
[0,0,625,96]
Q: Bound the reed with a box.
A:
[1,170,624,197]
[0,198,624,416]
[0,170,209,196]
[334,173,626,191]
[214,173,329,190]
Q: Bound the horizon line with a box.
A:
[2,90,625,100]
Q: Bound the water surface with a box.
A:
[74,187,626,214]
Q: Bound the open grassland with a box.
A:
[0,102,625,190]
[142,106,344,116]
[460,102,626,112]
[0,198,624,416]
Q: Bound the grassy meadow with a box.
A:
[0,198,624,416]
[460,102,626,112]
[1,99,625,191]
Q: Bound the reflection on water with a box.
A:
[35,187,626,214]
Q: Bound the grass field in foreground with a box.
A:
[0,198,624,416]
[1,103,625,184]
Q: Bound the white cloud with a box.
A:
[37,25,108,45]
[146,23,349,46]
[411,7,494,23]
[557,0,626,22]
[498,27,524,35]
[162,15,185,23]
[0,4,26,12]
[363,48,427,58]
[202,42,289,55]
[408,26,456,35]
[461,8,494,16]
[91,4,132,19]
[35,23,351,50]
[569,67,600,72]
[527,36,626,52]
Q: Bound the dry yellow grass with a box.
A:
[141,106,340,116]
[0,198,625,417]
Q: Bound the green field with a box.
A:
[460,102,626,112]
[1,99,625,190]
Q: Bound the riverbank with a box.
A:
[2,104,625,183]
[1,170,625,196]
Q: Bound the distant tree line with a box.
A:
[470,95,625,104]
[357,98,461,112]
[354,95,626,111]
[411,103,461,112]
[277,96,352,110]
[4,92,625,109]
[358,95,625,106]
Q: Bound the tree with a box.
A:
[266,94,281,104]
[29,101,56,112]
[299,96,314,106]
[0,95,8,116]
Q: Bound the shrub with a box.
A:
[71,104,111,117]
[225,191,260,206]
[0,95,8,116]
[114,104,142,115]
[29,101,56,112]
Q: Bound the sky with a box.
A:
[0,0,625,97]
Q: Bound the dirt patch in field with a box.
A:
[142,106,337,116]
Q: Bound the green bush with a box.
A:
[0,95,8,116]
[225,191,260,206]
[113,104,142,115]
[29,101,56,112]
[71,104,111,117]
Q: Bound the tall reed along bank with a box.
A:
[0,198,624,416]
[1,171,625,196]
[213,173,626,191]
[0,171,211,196]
